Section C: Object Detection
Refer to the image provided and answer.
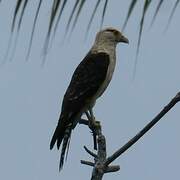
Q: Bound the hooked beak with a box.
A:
[120,35,129,44]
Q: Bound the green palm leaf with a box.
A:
[166,0,180,28]
[4,0,179,65]
[122,0,138,31]
[100,0,108,28]
[65,0,80,35]
[17,0,28,30]
[86,0,101,35]
[26,0,42,60]
[12,0,23,32]
[69,0,85,35]
[53,0,67,38]
[133,0,152,78]
[150,0,164,27]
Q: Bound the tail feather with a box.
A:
[93,132,97,150]
[65,135,71,161]
[59,127,72,171]
[50,118,66,150]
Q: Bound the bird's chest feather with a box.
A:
[96,53,116,98]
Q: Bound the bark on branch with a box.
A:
[80,92,180,180]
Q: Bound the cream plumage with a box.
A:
[50,27,129,170]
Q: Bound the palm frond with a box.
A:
[65,0,80,34]
[17,0,28,30]
[7,0,29,62]
[69,0,86,35]
[53,0,68,37]
[150,0,164,27]
[12,0,23,32]
[133,0,152,78]
[166,0,180,28]
[86,0,101,35]
[122,0,138,31]
[43,0,62,53]
[26,0,42,60]
[43,0,64,58]
[100,0,108,28]
[48,0,62,38]
[6,0,180,65]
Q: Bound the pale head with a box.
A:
[95,27,129,46]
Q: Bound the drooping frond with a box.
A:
[65,0,80,35]
[2,0,178,64]
[86,0,101,35]
[122,0,138,31]
[12,0,23,32]
[43,0,63,58]
[133,0,152,78]
[69,0,86,36]
[100,0,108,28]
[150,0,164,27]
[26,0,42,60]
[166,0,180,29]
[53,0,67,38]
[17,0,28,30]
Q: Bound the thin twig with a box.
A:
[84,146,97,158]
[91,125,106,180]
[105,92,180,166]
[105,165,120,173]
[81,160,95,167]
[81,92,180,180]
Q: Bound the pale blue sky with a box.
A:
[0,1,180,180]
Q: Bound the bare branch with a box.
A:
[105,92,180,166]
[81,160,94,167]
[84,146,97,158]
[82,119,107,180]
[81,92,180,179]
[105,165,120,173]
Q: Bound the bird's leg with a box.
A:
[85,109,98,150]
[89,109,100,129]
[85,111,91,121]
[85,110,96,128]
[89,109,96,124]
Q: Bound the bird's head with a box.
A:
[95,27,129,45]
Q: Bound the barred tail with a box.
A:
[59,127,72,171]
[93,132,97,150]
[50,117,66,150]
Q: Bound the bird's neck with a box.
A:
[91,40,116,56]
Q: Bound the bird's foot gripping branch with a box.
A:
[50,28,129,170]
[79,92,180,180]
[80,120,120,180]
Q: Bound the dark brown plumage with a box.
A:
[50,27,128,170]
[50,52,109,170]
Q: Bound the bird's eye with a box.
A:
[114,30,119,36]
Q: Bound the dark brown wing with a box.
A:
[61,52,110,119]
[50,52,109,169]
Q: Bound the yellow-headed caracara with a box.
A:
[50,27,129,170]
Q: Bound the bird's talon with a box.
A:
[94,121,100,127]
[89,120,100,129]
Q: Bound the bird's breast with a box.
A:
[95,53,116,99]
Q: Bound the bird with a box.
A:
[50,27,129,170]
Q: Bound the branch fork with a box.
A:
[79,92,180,180]
[80,118,120,180]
